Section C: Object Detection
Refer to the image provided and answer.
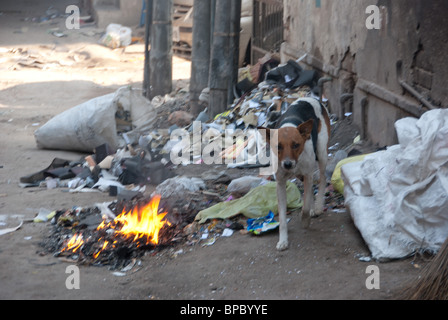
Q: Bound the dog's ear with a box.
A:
[297,119,314,141]
[257,127,271,144]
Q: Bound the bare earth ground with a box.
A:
[0,0,426,302]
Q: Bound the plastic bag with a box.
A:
[195,181,302,224]
[247,211,279,235]
[342,109,448,260]
[227,176,268,196]
[330,154,369,194]
[34,86,157,153]
[100,23,132,48]
[34,93,119,152]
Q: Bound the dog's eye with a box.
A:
[292,143,300,149]
[278,144,284,151]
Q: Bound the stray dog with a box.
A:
[258,97,330,251]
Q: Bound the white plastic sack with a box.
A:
[113,86,157,134]
[35,93,119,152]
[34,86,157,153]
[342,109,448,261]
[227,176,268,196]
[100,23,132,48]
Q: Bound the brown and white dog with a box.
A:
[259,97,330,251]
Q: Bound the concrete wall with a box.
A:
[92,0,142,29]
[281,0,448,146]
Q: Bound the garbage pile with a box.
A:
[26,58,366,262]
[28,58,331,195]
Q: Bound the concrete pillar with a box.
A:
[228,0,241,104]
[189,0,212,116]
[149,0,173,99]
[208,0,232,118]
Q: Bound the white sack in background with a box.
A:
[113,86,157,135]
[341,109,448,261]
[34,87,157,153]
[34,93,118,152]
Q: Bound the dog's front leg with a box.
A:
[276,178,289,251]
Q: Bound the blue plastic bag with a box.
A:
[247,211,279,235]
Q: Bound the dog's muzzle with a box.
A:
[281,160,296,170]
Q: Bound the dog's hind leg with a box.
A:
[314,158,327,216]
[301,173,313,227]
[276,178,289,251]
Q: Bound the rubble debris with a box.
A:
[168,110,194,127]
[0,220,23,236]
[154,176,206,199]
[265,59,319,93]
[20,142,176,198]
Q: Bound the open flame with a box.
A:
[60,195,170,258]
[61,233,84,253]
[97,194,170,245]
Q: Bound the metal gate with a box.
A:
[252,0,284,63]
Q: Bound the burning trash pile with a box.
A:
[42,195,178,269]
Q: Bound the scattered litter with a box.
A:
[121,259,141,272]
[154,176,206,198]
[49,29,67,38]
[112,272,126,277]
[247,211,279,235]
[201,236,217,247]
[95,202,116,221]
[357,255,372,262]
[33,208,56,223]
[221,228,234,237]
[100,23,132,49]
[0,220,23,236]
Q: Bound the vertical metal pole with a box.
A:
[190,0,211,116]
[143,0,153,98]
[208,0,232,118]
[228,0,241,104]
[149,0,173,99]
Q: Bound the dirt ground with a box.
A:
[0,0,426,301]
